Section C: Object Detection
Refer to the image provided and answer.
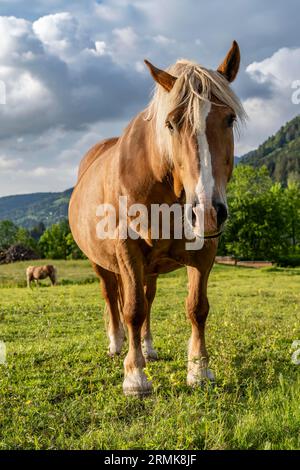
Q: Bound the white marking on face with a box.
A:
[195,101,214,206]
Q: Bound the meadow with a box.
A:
[0,260,299,450]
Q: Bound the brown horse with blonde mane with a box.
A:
[69,41,246,396]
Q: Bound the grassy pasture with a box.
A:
[0,260,299,449]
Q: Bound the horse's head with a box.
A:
[145,41,246,238]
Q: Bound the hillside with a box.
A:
[241,115,300,184]
[0,188,73,228]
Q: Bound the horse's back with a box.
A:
[77,137,118,183]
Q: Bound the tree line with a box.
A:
[0,165,299,264]
[0,219,84,260]
[219,165,300,264]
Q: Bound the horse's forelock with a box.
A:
[145,59,247,159]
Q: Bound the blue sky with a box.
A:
[0,0,300,196]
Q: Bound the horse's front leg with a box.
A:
[186,266,215,386]
[117,240,152,396]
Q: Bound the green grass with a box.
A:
[0,259,96,287]
[0,261,300,449]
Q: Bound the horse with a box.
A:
[69,41,246,396]
[26,265,57,288]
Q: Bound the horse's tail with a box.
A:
[103,273,124,331]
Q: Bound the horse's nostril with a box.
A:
[213,201,228,227]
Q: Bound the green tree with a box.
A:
[283,181,300,252]
[221,166,289,260]
[38,220,85,259]
[65,232,85,260]
[39,220,70,259]
[0,220,19,250]
[15,227,38,251]
[30,222,46,241]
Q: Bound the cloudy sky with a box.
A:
[0,0,300,196]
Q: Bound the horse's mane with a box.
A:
[145,59,247,158]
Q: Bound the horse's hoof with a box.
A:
[187,368,215,387]
[144,350,158,362]
[142,340,158,362]
[108,351,121,358]
[123,369,152,397]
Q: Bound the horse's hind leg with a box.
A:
[142,275,158,361]
[92,263,125,356]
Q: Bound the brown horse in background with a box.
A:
[26,265,57,287]
[69,41,246,396]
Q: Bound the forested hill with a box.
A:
[241,115,300,184]
[0,188,73,229]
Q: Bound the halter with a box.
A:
[203,230,223,239]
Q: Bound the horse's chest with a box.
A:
[144,240,185,275]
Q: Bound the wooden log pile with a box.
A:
[0,244,39,264]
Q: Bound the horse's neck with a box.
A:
[117,112,181,202]
[142,117,183,197]
[126,112,172,180]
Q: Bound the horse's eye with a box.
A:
[165,120,174,133]
[227,114,236,128]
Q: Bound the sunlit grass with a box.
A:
[0,262,299,449]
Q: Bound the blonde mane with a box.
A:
[145,59,247,158]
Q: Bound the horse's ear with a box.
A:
[144,59,176,92]
[217,41,240,83]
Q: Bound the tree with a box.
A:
[38,220,85,259]
[15,227,39,252]
[221,165,290,260]
[0,220,19,250]
[65,232,85,259]
[283,181,300,252]
[39,220,70,259]
[30,222,46,241]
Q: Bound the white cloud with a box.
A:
[0,16,34,60]
[113,26,138,49]
[94,41,107,56]
[153,35,175,46]
[236,47,300,154]
[0,1,300,195]
[0,155,23,169]
[246,47,300,86]
[32,12,89,62]
[94,3,122,22]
